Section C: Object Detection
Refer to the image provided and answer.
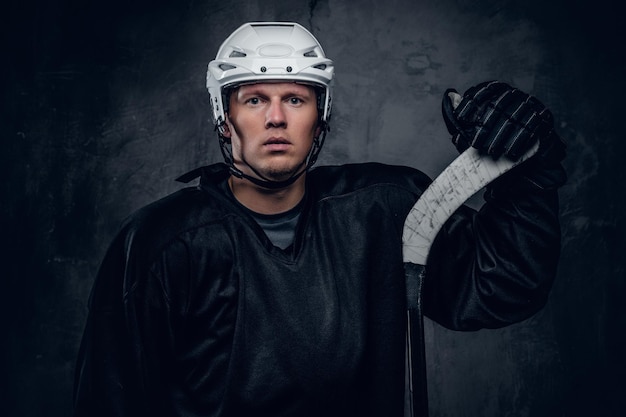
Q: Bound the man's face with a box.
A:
[223,82,320,183]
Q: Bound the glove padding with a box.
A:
[442,81,565,164]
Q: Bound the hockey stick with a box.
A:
[402,139,539,417]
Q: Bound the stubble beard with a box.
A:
[240,152,306,183]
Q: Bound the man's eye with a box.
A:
[289,97,303,105]
[247,98,260,105]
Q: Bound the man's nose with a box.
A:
[265,100,287,128]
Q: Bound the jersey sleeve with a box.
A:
[421,165,564,331]
[73,224,181,417]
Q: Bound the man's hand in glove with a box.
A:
[442,80,566,163]
[441,80,567,189]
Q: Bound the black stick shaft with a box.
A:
[404,262,428,417]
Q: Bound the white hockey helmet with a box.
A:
[206,22,334,132]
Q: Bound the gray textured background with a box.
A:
[2,0,624,416]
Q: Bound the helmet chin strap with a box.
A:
[218,127,328,190]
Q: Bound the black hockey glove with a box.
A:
[442,80,565,163]
[442,81,566,189]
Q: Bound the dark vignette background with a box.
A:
[1,0,624,416]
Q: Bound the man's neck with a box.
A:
[228,174,306,215]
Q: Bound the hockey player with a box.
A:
[74,22,566,417]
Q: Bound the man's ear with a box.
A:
[314,124,322,139]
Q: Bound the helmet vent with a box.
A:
[303,50,318,57]
[219,64,236,71]
[313,64,327,70]
[229,51,247,58]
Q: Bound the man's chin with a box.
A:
[263,167,302,182]
[236,157,307,184]
[259,160,306,179]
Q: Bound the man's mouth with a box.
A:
[264,137,291,151]
[264,137,290,145]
